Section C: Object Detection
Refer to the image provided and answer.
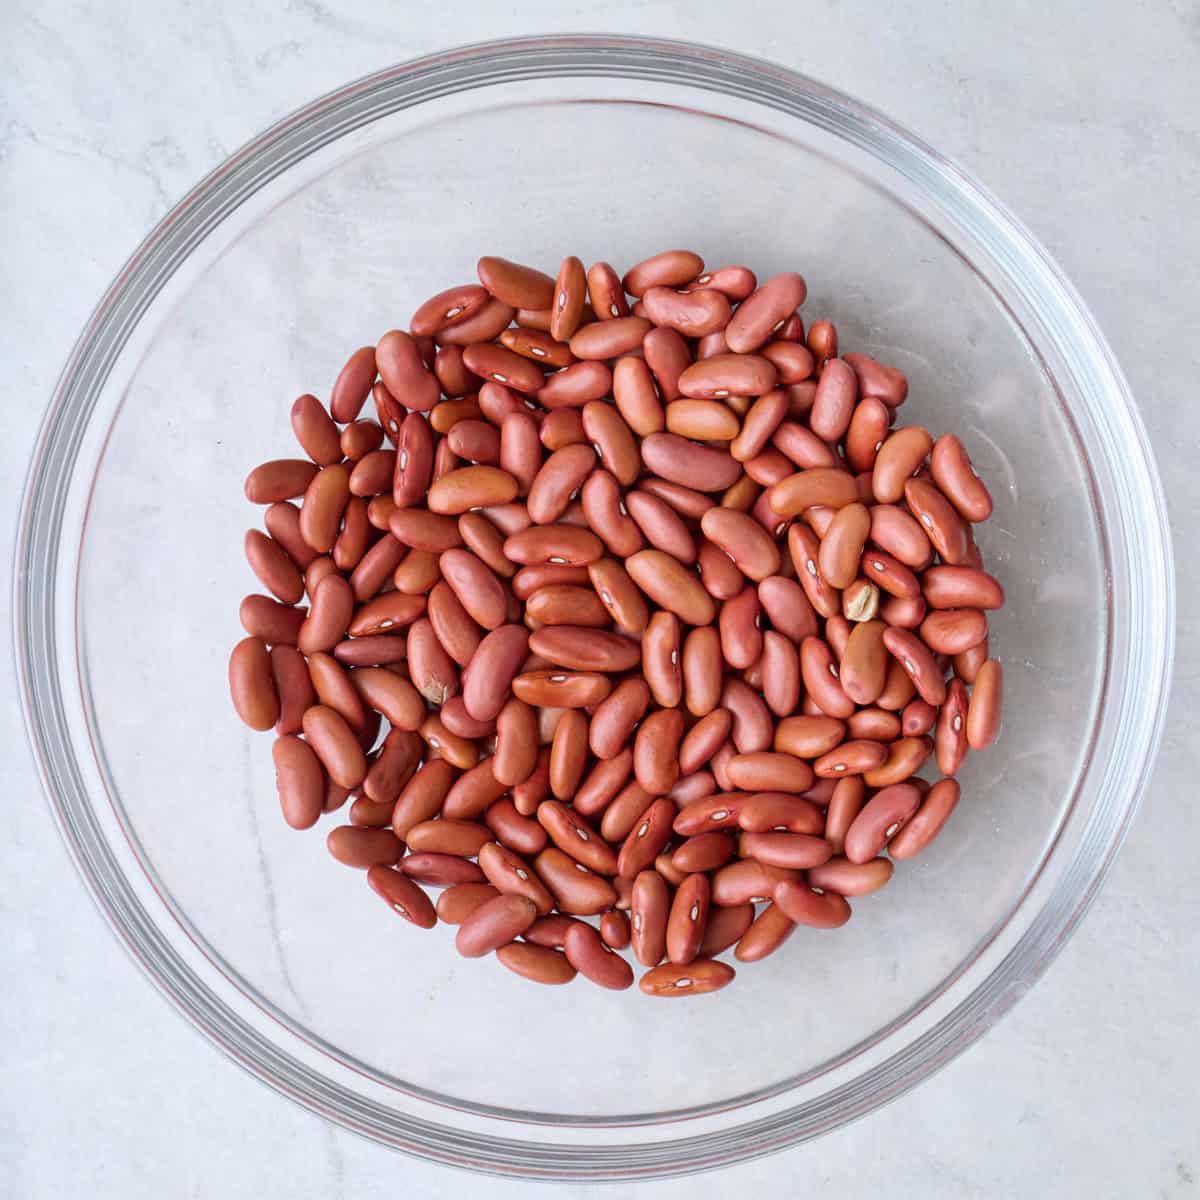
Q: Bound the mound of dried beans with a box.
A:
[229,249,1004,997]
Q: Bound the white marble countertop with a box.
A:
[3,2,1197,1196]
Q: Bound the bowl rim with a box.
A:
[13,33,1175,1180]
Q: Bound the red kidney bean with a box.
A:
[725,272,807,353]
[235,248,1008,1000]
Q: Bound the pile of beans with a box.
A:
[229,250,1004,997]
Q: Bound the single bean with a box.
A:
[623,249,704,296]
[904,477,971,565]
[402,852,486,887]
[436,882,500,925]
[842,351,907,407]
[882,626,947,705]
[537,360,613,409]
[725,272,807,354]
[327,825,402,868]
[563,922,634,990]
[773,879,852,929]
[967,658,1003,749]
[844,782,921,863]
[587,261,630,320]
[640,958,735,997]
[930,434,993,521]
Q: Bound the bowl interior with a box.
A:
[73,90,1103,1123]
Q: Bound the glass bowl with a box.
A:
[15,35,1174,1181]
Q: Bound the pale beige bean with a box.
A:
[842,578,881,622]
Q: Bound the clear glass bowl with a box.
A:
[15,35,1174,1181]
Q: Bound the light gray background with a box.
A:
[2,3,1196,1197]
